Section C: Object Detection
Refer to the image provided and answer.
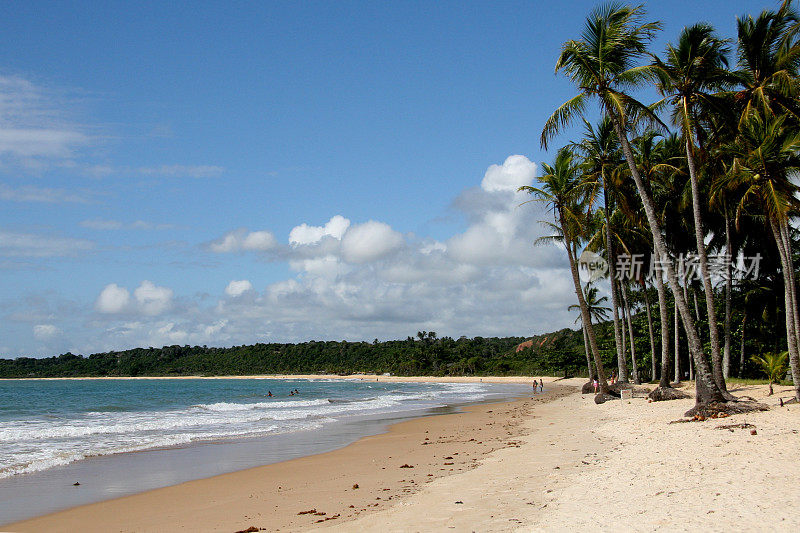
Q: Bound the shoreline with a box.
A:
[5,380,798,531]
[0,374,543,383]
[3,377,556,531]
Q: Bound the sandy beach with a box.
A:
[4,377,799,532]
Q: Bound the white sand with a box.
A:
[319,380,800,532]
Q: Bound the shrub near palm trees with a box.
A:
[750,351,788,395]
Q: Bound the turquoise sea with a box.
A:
[0,377,528,524]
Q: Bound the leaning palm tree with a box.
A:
[652,23,737,396]
[541,3,728,412]
[520,147,612,395]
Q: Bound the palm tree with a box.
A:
[718,110,800,402]
[751,351,788,395]
[620,279,640,383]
[570,284,611,380]
[542,3,727,410]
[520,147,612,395]
[576,117,628,382]
[736,0,800,127]
[652,23,737,396]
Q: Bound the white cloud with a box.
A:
[134,281,173,316]
[0,75,88,161]
[242,230,278,251]
[0,183,95,203]
[208,228,277,253]
[289,254,351,280]
[289,215,351,246]
[33,324,60,339]
[480,155,536,192]
[225,279,253,297]
[96,284,130,313]
[2,154,584,357]
[340,221,404,263]
[0,230,94,257]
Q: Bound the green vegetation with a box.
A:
[750,351,789,394]
[0,331,584,379]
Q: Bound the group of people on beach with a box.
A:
[533,379,544,393]
[592,373,618,393]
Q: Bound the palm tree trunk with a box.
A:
[603,185,627,383]
[654,253,672,388]
[739,310,747,379]
[560,213,609,394]
[723,211,733,379]
[771,218,800,402]
[622,282,640,384]
[685,284,694,382]
[608,110,725,405]
[581,322,594,379]
[779,219,800,352]
[644,283,657,382]
[684,130,726,392]
[674,296,681,383]
[620,284,628,380]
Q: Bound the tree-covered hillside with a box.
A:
[0,330,591,378]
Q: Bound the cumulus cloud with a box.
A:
[340,221,404,263]
[96,284,130,313]
[208,228,278,253]
[95,281,173,316]
[480,155,536,192]
[134,281,173,316]
[442,154,565,269]
[225,279,253,297]
[289,215,350,246]
[5,154,583,357]
[33,324,60,339]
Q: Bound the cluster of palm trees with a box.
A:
[522,1,800,409]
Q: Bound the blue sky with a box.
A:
[0,0,772,356]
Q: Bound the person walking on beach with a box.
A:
[539,379,544,392]
[592,378,599,393]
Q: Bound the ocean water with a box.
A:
[0,377,531,524]
[0,378,524,480]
